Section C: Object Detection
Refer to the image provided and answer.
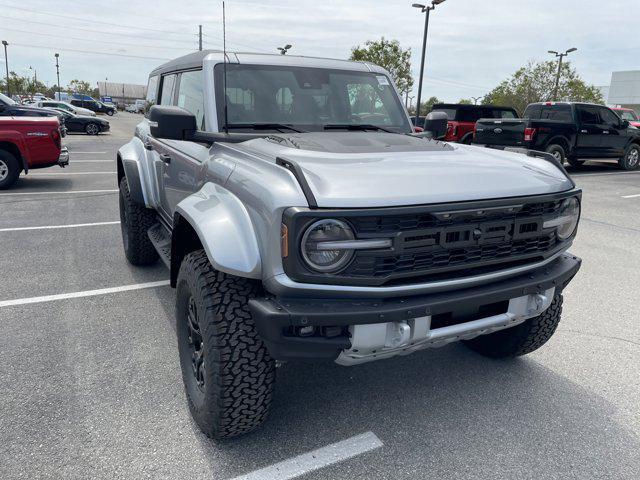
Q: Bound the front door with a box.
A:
[598,106,628,157]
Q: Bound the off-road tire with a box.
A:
[567,157,585,168]
[545,144,566,164]
[462,294,563,358]
[176,250,275,439]
[619,144,640,170]
[118,177,158,265]
[0,150,21,189]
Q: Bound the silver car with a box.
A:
[117,51,582,439]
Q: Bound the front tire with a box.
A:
[118,177,158,265]
[85,123,100,135]
[545,144,566,164]
[463,295,563,358]
[176,250,275,439]
[0,150,21,190]
[619,144,640,170]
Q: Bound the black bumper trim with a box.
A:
[249,253,581,361]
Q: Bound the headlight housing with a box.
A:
[301,219,355,272]
[544,197,580,240]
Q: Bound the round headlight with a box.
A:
[301,219,355,272]
[556,197,580,240]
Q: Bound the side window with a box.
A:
[599,107,621,126]
[146,75,159,110]
[159,74,177,106]
[458,108,482,122]
[176,70,205,130]
[577,106,600,124]
[541,105,572,121]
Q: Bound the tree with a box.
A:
[457,98,473,105]
[408,96,440,116]
[0,71,48,96]
[350,37,414,97]
[68,79,93,95]
[483,60,604,115]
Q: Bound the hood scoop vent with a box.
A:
[266,131,453,154]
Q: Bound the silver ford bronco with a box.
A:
[117,51,582,439]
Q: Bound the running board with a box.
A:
[148,223,171,268]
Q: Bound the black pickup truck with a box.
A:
[474,102,640,170]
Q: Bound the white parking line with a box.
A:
[0,221,120,232]
[69,151,108,154]
[622,193,640,199]
[70,160,114,163]
[231,432,383,480]
[27,171,117,176]
[0,280,170,308]
[0,189,118,196]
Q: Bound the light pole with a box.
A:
[277,44,292,55]
[472,96,483,105]
[548,47,577,100]
[2,40,9,97]
[54,53,61,100]
[412,0,446,122]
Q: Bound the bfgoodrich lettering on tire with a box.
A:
[176,250,275,439]
[462,294,563,358]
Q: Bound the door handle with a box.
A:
[602,131,610,134]
[144,141,153,150]
[580,130,588,133]
[160,153,171,164]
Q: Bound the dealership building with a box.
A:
[607,71,640,113]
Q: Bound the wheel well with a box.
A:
[545,136,570,153]
[170,214,204,287]
[116,154,125,185]
[0,142,23,168]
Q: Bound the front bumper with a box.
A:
[57,147,69,167]
[249,253,581,362]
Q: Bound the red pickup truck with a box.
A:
[430,103,519,144]
[0,116,69,189]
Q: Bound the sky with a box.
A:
[0,0,637,102]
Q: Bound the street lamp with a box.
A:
[277,44,292,55]
[412,0,446,122]
[548,47,577,100]
[54,53,61,100]
[472,96,483,105]
[2,40,9,97]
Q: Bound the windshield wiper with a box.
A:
[323,124,395,133]
[225,123,306,133]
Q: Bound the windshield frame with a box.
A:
[213,63,412,134]
[0,92,17,106]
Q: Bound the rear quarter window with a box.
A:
[540,105,573,121]
[524,105,541,119]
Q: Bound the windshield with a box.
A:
[618,110,638,121]
[214,64,411,133]
[0,92,17,106]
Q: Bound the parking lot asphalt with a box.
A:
[1,112,639,479]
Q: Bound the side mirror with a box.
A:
[149,105,197,140]
[422,111,448,140]
[621,119,630,129]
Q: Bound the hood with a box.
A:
[237,132,574,208]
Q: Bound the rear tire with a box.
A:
[619,144,640,170]
[0,150,21,190]
[118,177,158,265]
[545,144,566,164]
[462,295,563,358]
[176,250,275,439]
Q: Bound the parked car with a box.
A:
[0,93,67,135]
[37,100,96,117]
[474,102,640,170]
[48,108,110,135]
[429,103,519,144]
[70,98,116,115]
[125,99,146,113]
[0,116,68,188]
[611,107,640,128]
[117,51,582,439]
